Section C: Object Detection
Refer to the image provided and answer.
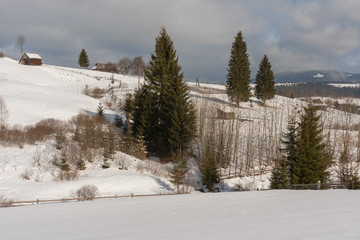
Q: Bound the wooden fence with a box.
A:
[291,182,348,190]
[4,193,178,207]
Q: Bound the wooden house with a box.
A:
[92,63,106,71]
[20,53,42,65]
[92,63,118,73]
[217,109,235,120]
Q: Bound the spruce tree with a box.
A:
[132,27,196,157]
[292,103,332,184]
[97,102,105,117]
[255,55,276,105]
[226,31,251,105]
[202,149,220,191]
[170,155,189,194]
[78,49,90,68]
[282,115,298,185]
[269,156,290,189]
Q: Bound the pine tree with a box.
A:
[97,102,105,118]
[132,27,196,157]
[269,156,290,189]
[292,103,332,184]
[282,115,298,185]
[202,149,220,191]
[78,49,90,68]
[255,55,276,105]
[169,155,189,194]
[226,31,251,105]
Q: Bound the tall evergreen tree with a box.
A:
[78,49,90,68]
[131,27,196,157]
[226,31,251,105]
[255,55,276,105]
[282,115,298,185]
[292,103,332,184]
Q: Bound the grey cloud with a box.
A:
[1,0,360,82]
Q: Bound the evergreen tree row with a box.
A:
[270,103,333,189]
[226,31,275,105]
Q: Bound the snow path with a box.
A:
[1,190,360,240]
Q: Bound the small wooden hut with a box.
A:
[20,53,42,65]
[217,109,235,120]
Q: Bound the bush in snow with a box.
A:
[21,168,33,180]
[0,195,14,207]
[55,169,79,181]
[73,185,99,201]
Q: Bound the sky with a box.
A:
[1,0,360,83]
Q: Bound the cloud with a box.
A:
[1,0,360,82]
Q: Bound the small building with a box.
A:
[20,53,42,65]
[217,109,235,120]
[92,63,118,73]
[92,63,106,71]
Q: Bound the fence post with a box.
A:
[37,199,39,204]
[317,181,321,190]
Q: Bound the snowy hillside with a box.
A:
[0,57,176,201]
[2,57,360,203]
[0,57,138,125]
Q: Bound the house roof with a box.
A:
[24,53,42,59]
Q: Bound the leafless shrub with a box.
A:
[0,96,9,129]
[136,160,168,178]
[0,118,61,146]
[0,195,14,207]
[0,125,25,147]
[0,52,4,58]
[55,170,79,181]
[117,155,129,170]
[233,181,257,191]
[25,119,58,144]
[21,168,33,180]
[72,185,99,201]
[82,86,107,99]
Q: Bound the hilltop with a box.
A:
[274,69,360,83]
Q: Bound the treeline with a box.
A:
[276,82,360,98]
[78,48,149,76]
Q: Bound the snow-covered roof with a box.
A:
[24,53,42,59]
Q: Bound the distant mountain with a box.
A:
[273,70,360,83]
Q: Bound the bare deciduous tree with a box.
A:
[16,35,26,59]
[132,56,145,76]
[118,57,133,75]
[0,96,9,129]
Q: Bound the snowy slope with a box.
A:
[0,57,138,125]
[1,190,360,240]
[0,57,173,201]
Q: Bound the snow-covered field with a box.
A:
[1,190,360,240]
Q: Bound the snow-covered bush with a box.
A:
[72,185,99,201]
[21,168,33,180]
[136,159,169,178]
[0,195,14,207]
[55,170,79,181]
